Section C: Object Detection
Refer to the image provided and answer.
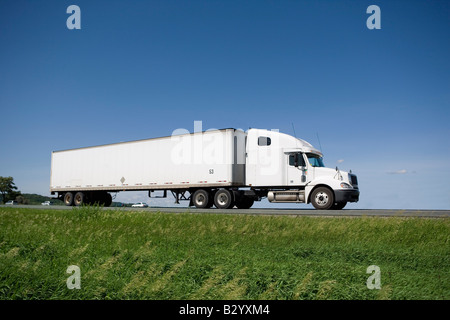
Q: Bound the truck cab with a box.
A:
[246,129,359,209]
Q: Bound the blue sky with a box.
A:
[1,0,449,209]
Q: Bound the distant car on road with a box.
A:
[41,201,53,206]
[5,200,18,205]
[131,202,149,208]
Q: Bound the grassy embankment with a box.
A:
[0,206,448,300]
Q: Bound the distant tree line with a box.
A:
[0,176,63,205]
[1,176,132,206]
[0,176,20,204]
[19,193,64,205]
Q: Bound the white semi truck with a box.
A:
[50,128,359,210]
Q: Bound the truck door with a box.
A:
[286,152,307,186]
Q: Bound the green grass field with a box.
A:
[0,206,448,300]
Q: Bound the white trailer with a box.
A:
[50,128,359,210]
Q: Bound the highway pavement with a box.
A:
[1,205,449,218]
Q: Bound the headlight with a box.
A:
[340,182,352,189]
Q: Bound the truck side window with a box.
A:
[258,136,271,146]
[289,153,305,167]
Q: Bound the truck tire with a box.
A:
[103,192,112,207]
[214,189,234,209]
[192,189,210,208]
[64,192,74,206]
[332,202,347,210]
[235,196,254,209]
[74,192,85,206]
[311,187,334,210]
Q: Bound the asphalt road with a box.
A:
[1,205,449,218]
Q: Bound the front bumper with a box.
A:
[335,189,360,203]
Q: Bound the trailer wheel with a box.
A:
[74,192,85,206]
[64,192,74,206]
[235,196,254,209]
[192,189,210,208]
[103,192,112,207]
[311,187,334,210]
[214,189,234,209]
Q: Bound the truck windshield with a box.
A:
[306,153,325,167]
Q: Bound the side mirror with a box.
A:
[294,154,299,167]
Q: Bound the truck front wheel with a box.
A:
[311,187,334,210]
